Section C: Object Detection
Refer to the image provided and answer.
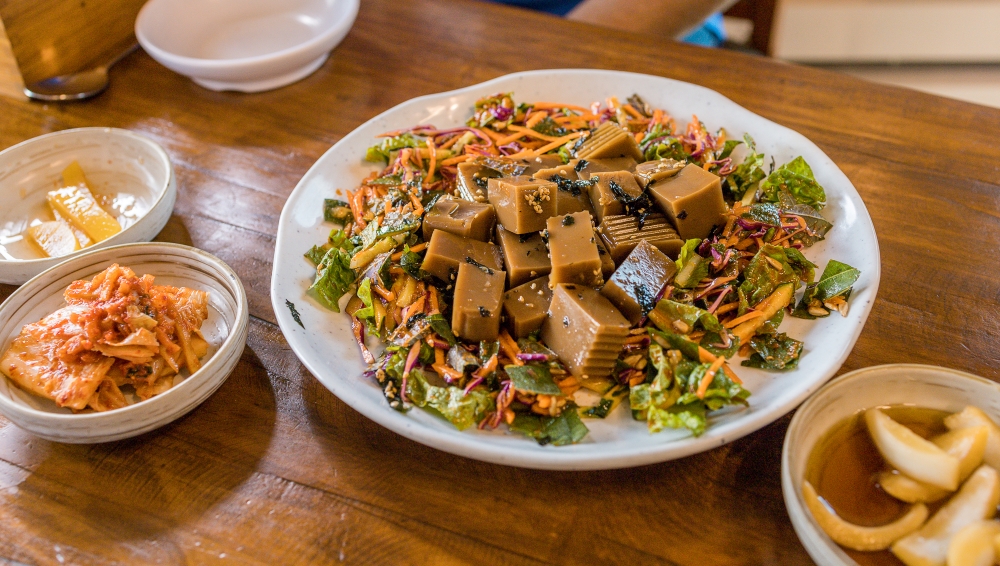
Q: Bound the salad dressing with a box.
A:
[805,406,951,566]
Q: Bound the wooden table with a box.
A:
[2,0,999,563]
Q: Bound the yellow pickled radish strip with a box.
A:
[26,221,79,257]
[51,208,92,247]
[48,161,121,243]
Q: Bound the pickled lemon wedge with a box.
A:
[945,407,1000,470]
[946,521,1000,566]
[892,465,1000,566]
[879,471,951,504]
[935,427,989,482]
[802,480,928,551]
[879,427,989,504]
[867,408,961,491]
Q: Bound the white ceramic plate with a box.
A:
[781,364,1000,565]
[271,69,881,470]
[0,243,249,443]
[136,0,359,92]
[0,127,176,285]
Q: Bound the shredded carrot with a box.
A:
[495,130,529,146]
[402,294,426,324]
[408,191,424,217]
[723,310,764,329]
[696,355,727,399]
[714,302,739,316]
[427,285,440,314]
[440,154,471,167]
[624,334,648,345]
[507,125,563,142]
[498,330,522,365]
[390,242,426,261]
[531,102,591,113]
[479,127,504,142]
[435,348,445,367]
[524,131,584,158]
[373,283,396,302]
[425,138,438,186]
[439,133,463,150]
[525,111,547,129]
[433,363,464,382]
[622,104,643,119]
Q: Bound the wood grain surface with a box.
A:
[2,0,1000,563]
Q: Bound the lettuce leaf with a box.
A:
[353,278,376,323]
[791,260,861,319]
[761,156,826,209]
[650,299,723,334]
[674,239,708,288]
[308,247,355,312]
[365,133,426,164]
[738,244,805,307]
[727,134,765,199]
[406,370,494,430]
[741,332,803,370]
[509,409,589,446]
[505,364,561,395]
[630,343,750,436]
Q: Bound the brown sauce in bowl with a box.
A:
[805,406,951,566]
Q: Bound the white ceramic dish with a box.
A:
[271,69,881,470]
[0,243,248,443]
[781,364,1000,565]
[135,0,359,92]
[0,127,175,285]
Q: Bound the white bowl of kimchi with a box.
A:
[0,243,248,443]
[0,127,176,285]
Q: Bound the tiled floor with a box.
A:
[825,64,1000,109]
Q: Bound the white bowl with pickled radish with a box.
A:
[0,243,248,443]
[0,128,176,285]
[781,364,1000,565]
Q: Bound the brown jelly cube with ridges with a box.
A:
[495,225,551,288]
[452,262,506,342]
[421,230,503,283]
[575,121,643,161]
[648,164,727,240]
[541,284,630,379]
[597,213,683,264]
[422,198,496,242]
[601,240,676,324]
[502,275,552,338]
[487,176,557,234]
[546,211,602,287]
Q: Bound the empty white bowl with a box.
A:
[0,243,249,443]
[135,0,360,92]
[0,127,176,285]
[781,364,1000,565]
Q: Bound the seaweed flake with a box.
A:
[286,300,305,328]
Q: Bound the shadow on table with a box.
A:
[154,214,194,247]
[2,344,277,554]
[300,379,802,564]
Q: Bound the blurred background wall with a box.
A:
[725,0,1000,108]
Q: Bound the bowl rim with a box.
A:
[0,242,249,421]
[780,363,1000,563]
[0,127,175,267]
[135,0,360,70]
